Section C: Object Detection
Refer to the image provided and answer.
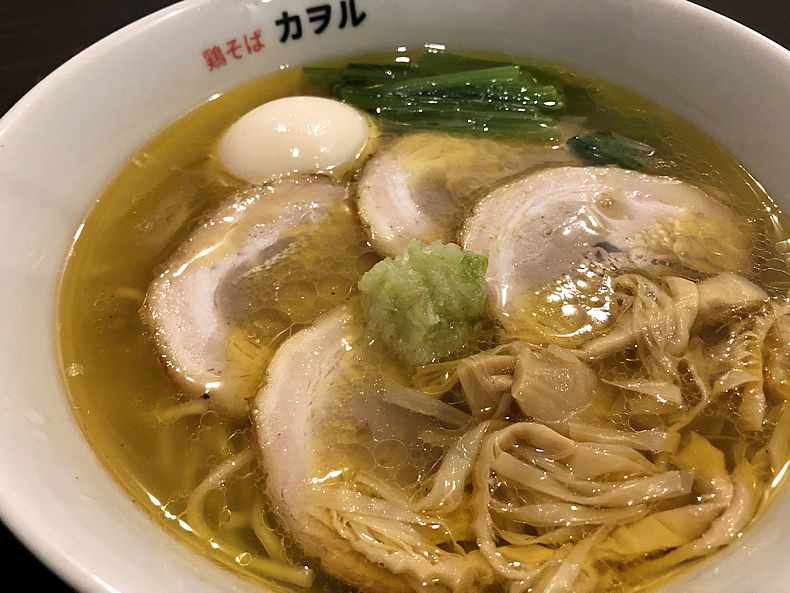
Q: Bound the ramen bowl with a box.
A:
[1,0,790,592]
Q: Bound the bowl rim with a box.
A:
[2,1,790,593]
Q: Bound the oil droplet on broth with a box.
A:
[317,274,354,299]
[356,251,380,276]
[236,551,253,566]
[374,439,409,468]
[276,280,318,322]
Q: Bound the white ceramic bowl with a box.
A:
[2,1,789,592]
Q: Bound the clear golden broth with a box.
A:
[58,49,790,592]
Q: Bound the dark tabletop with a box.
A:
[1,1,789,591]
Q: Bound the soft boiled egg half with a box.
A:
[217,96,373,183]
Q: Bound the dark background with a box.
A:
[1,1,788,591]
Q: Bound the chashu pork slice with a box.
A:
[356,131,580,258]
[252,304,475,593]
[142,174,349,423]
[460,165,753,345]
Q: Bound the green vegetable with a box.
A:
[567,131,655,171]
[358,240,489,366]
[303,49,566,140]
[303,63,414,86]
